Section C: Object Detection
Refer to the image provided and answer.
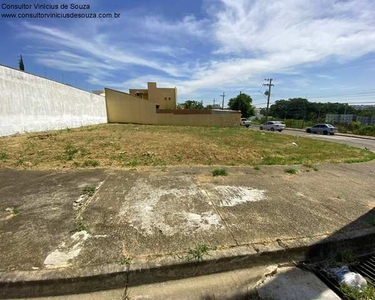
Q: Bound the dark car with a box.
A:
[306,124,337,135]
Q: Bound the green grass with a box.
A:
[0,124,374,169]
[284,168,297,174]
[212,168,228,176]
[254,166,260,170]
[340,282,375,300]
[65,143,78,161]
[82,185,96,196]
[0,151,8,160]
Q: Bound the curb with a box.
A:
[285,127,375,141]
[1,227,375,299]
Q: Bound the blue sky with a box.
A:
[1,0,375,107]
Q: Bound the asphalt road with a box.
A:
[250,126,375,152]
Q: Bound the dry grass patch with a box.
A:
[0,124,374,170]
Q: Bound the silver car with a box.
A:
[260,121,286,132]
[306,124,337,135]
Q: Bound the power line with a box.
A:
[220,92,225,109]
[262,78,274,122]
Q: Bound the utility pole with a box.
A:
[213,98,216,106]
[220,92,225,109]
[262,78,274,122]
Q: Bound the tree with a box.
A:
[19,55,25,71]
[228,93,255,118]
[182,100,204,110]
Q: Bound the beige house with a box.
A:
[105,88,241,127]
[129,82,177,109]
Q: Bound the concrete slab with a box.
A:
[1,161,375,297]
[0,169,108,272]
[257,266,341,300]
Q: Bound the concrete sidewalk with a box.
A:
[1,162,375,297]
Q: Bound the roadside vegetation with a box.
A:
[253,98,375,137]
[0,124,374,170]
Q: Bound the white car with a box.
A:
[260,121,285,132]
[240,118,251,128]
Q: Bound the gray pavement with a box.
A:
[1,161,375,297]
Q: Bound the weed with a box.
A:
[83,160,99,167]
[285,168,297,174]
[0,152,9,160]
[65,144,78,160]
[5,207,20,215]
[126,160,139,167]
[313,167,319,171]
[66,127,71,132]
[330,250,358,266]
[212,168,227,177]
[185,242,210,261]
[16,158,25,166]
[82,185,96,197]
[120,255,132,266]
[174,154,183,162]
[71,221,89,233]
[254,166,260,170]
[340,282,375,300]
[336,195,341,199]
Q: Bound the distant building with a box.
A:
[92,90,105,97]
[357,116,375,125]
[129,82,177,109]
[252,108,264,119]
[351,105,375,110]
[325,114,354,124]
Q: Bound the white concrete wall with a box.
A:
[0,65,107,136]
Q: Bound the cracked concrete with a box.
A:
[1,162,375,297]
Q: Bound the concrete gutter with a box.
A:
[285,127,375,141]
[2,227,375,299]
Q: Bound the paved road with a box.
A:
[250,127,375,152]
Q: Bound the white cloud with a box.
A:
[17,0,375,100]
[316,74,335,80]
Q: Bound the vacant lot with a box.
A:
[0,124,374,169]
